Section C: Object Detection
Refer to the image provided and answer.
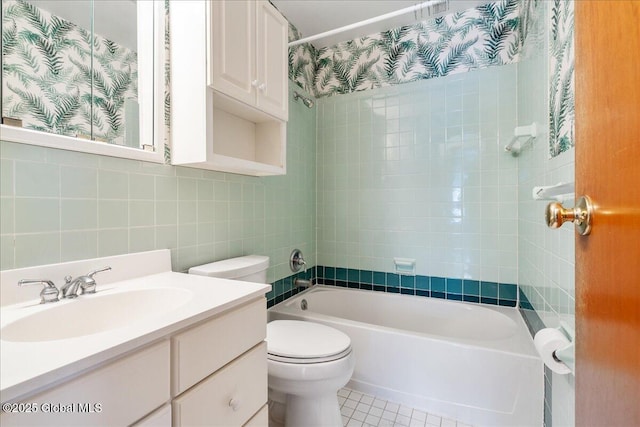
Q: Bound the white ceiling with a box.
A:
[272,0,486,48]
[29,0,137,51]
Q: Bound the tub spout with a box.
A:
[294,278,312,289]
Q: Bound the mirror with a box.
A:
[1,0,164,162]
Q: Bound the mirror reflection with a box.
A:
[1,0,146,149]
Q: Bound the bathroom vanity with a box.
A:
[0,250,270,426]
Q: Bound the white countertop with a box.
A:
[1,271,270,402]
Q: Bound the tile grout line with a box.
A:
[338,387,472,427]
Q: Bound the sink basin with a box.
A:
[1,288,193,342]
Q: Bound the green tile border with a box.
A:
[266,265,519,308]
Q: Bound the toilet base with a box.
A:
[268,397,285,427]
[268,389,342,427]
[286,393,342,427]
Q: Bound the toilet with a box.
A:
[189,255,355,427]
[189,254,270,283]
[266,320,355,427]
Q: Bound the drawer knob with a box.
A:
[229,398,241,411]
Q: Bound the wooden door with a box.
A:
[255,0,289,121]
[575,1,640,425]
[210,0,256,106]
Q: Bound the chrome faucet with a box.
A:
[61,266,111,299]
[294,278,312,289]
[18,279,60,304]
[289,249,307,273]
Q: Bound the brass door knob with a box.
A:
[545,196,593,235]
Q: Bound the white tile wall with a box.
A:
[317,65,519,284]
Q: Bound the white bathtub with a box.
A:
[268,285,543,427]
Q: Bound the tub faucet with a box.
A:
[289,249,307,273]
[61,266,111,299]
[294,278,312,289]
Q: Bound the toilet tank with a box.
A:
[188,255,269,283]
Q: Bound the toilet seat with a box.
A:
[268,347,352,364]
[267,320,352,364]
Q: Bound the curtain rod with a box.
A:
[288,0,448,47]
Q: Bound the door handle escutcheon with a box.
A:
[545,195,594,235]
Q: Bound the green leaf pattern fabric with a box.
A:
[288,23,318,96]
[288,0,521,99]
[548,0,574,157]
[2,0,138,146]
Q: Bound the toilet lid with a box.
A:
[267,320,351,363]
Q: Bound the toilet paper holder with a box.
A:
[553,322,575,374]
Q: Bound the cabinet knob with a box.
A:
[258,83,266,92]
[251,80,259,88]
[228,398,241,411]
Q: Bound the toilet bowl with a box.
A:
[189,256,355,427]
[267,320,355,427]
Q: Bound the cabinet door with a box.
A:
[255,1,288,121]
[1,341,170,426]
[211,0,256,106]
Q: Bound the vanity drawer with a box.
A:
[172,342,267,426]
[171,298,265,395]
[132,403,172,426]
[244,404,268,426]
[1,340,170,426]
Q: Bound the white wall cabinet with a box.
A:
[210,0,256,108]
[1,298,268,427]
[211,1,288,121]
[171,0,288,176]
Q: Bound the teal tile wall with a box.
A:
[266,266,315,307]
[316,64,520,285]
[518,0,575,327]
[0,84,316,285]
[265,266,518,308]
[315,266,518,307]
[518,1,575,426]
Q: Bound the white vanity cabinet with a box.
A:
[1,298,268,427]
[170,0,288,176]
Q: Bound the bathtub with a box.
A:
[268,285,543,427]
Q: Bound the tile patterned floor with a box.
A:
[338,388,472,427]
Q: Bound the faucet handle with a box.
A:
[88,266,111,278]
[83,266,111,293]
[18,279,60,304]
[289,249,307,273]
